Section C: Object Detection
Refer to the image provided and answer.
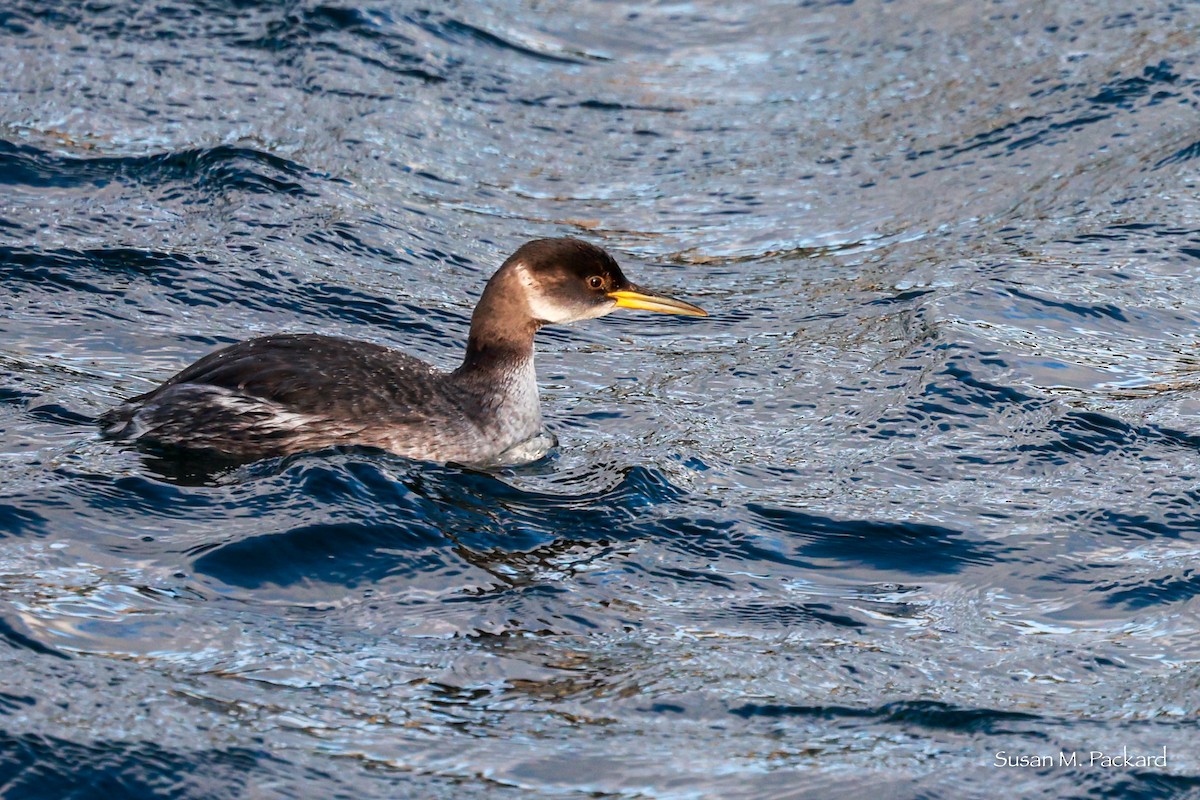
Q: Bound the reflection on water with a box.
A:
[3,0,1200,797]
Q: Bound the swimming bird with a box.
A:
[100,238,706,465]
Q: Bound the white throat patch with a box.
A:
[515,262,612,324]
[516,262,576,324]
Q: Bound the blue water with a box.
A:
[3,1,1200,797]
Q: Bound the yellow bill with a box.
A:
[608,286,708,317]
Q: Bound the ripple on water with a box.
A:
[746,504,1006,576]
[729,699,1043,736]
[1,450,698,645]
[0,504,46,538]
[0,734,267,800]
[0,141,317,197]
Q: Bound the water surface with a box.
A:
[3,1,1200,797]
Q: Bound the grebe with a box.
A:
[100,238,706,465]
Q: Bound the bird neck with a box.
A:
[449,267,544,446]
[456,265,540,375]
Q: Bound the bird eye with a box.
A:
[588,276,604,289]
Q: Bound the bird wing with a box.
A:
[134,333,453,424]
